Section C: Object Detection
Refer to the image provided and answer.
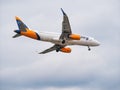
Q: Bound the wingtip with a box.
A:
[15,16,21,20]
[38,52,43,54]
[38,52,44,54]
[61,8,66,15]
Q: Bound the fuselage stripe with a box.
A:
[35,32,40,40]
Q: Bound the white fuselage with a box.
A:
[38,31,100,47]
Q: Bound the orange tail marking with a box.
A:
[21,29,38,40]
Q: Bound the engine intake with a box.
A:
[69,34,80,40]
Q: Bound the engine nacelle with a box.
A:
[60,47,71,53]
[69,34,80,40]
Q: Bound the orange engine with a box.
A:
[60,47,71,53]
[69,34,80,40]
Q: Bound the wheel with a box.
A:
[88,46,91,51]
[56,48,60,52]
[62,40,65,44]
[88,48,91,51]
[56,49,59,52]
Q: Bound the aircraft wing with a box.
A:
[40,9,72,54]
[60,8,72,40]
[39,45,62,54]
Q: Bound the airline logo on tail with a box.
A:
[13,16,40,40]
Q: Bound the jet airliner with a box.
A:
[13,8,100,54]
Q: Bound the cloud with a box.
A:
[0,45,120,90]
[0,0,120,90]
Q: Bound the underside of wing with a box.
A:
[39,45,56,54]
[60,8,72,40]
[39,45,62,54]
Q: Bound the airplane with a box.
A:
[13,8,100,54]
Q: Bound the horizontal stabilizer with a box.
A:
[13,34,21,38]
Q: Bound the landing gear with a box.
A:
[56,47,61,52]
[56,49,59,52]
[56,39,66,52]
[88,46,91,51]
[62,39,65,44]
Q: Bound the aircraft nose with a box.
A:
[95,40,100,46]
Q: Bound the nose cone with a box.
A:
[94,40,100,46]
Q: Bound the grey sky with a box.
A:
[0,0,120,90]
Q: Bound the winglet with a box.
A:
[61,8,66,15]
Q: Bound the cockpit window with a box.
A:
[81,36,89,40]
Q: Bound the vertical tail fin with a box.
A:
[13,16,40,40]
[13,16,28,38]
[15,16,28,32]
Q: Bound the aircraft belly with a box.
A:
[67,40,97,46]
[40,36,53,42]
[38,33,96,46]
[67,40,88,46]
[39,33,60,43]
